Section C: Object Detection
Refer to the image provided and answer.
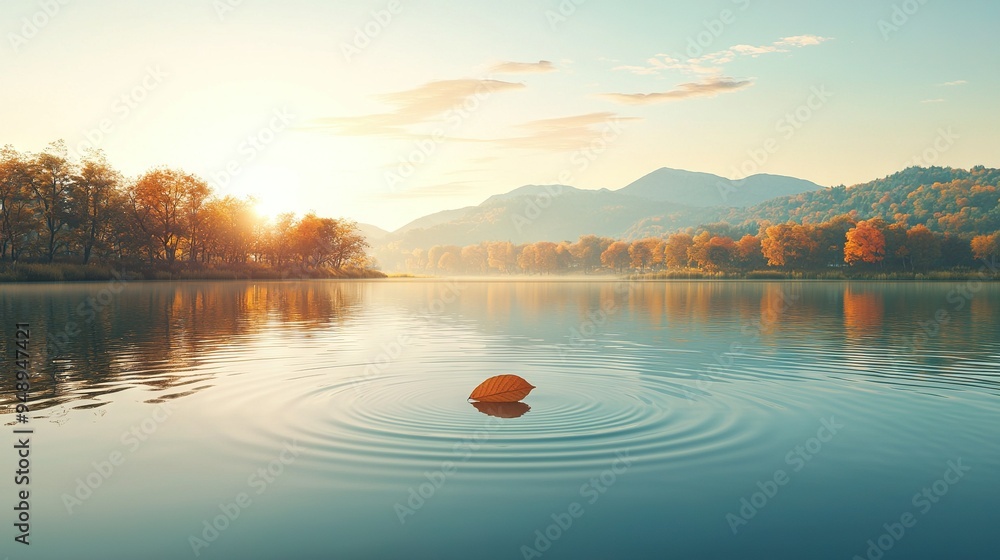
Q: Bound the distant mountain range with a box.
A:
[361,168,824,249]
[363,165,1000,270]
[356,222,389,242]
[615,168,823,207]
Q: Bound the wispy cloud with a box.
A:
[599,78,752,105]
[445,112,637,151]
[491,60,556,74]
[614,54,711,76]
[305,79,525,137]
[487,112,638,151]
[773,35,829,48]
[938,80,968,87]
[614,35,831,77]
[921,98,945,103]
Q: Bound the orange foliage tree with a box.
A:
[761,223,818,268]
[691,234,737,272]
[735,234,766,269]
[844,219,886,266]
[971,233,999,267]
[600,241,630,272]
[664,233,693,268]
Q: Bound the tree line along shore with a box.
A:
[3,142,998,282]
[1,141,382,282]
[391,217,1000,279]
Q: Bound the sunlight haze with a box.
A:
[2,0,998,230]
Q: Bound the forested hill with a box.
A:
[724,166,1000,234]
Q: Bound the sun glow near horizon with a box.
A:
[226,165,306,222]
[1,0,997,232]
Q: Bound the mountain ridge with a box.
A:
[371,167,825,266]
[372,165,1000,271]
[614,167,822,207]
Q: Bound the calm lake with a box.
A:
[1,280,998,560]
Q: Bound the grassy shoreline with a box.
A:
[0,263,386,283]
[625,268,1000,281]
[3,263,999,283]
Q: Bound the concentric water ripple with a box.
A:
[204,345,805,491]
[3,281,1000,560]
[171,284,997,495]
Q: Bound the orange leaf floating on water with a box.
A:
[468,374,535,403]
[471,401,531,418]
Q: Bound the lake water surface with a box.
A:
[1,280,998,559]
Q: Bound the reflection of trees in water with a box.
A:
[415,281,805,341]
[881,284,993,356]
[422,281,997,360]
[0,282,364,413]
[5,280,990,414]
[843,288,885,338]
[443,281,1000,394]
[969,290,996,330]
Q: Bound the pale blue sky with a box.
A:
[2,0,997,230]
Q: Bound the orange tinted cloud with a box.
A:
[599,78,752,105]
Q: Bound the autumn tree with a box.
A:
[487,241,516,274]
[735,234,766,270]
[0,146,38,261]
[569,235,610,272]
[329,220,369,268]
[427,245,445,271]
[844,219,886,266]
[182,176,212,264]
[437,251,458,272]
[628,238,657,272]
[291,213,336,268]
[690,234,736,272]
[30,141,77,262]
[72,151,122,264]
[128,168,210,264]
[517,244,538,274]
[267,212,297,267]
[600,241,630,272]
[556,241,574,272]
[687,232,711,269]
[971,233,999,267]
[204,197,258,264]
[534,241,559,273]
[649,237,667,269]
[103,198,140,262]
[664,233,693,268]
[761,223,819,268]
[461,244,487,274]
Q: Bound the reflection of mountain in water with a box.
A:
[385,281,1000,394]
[3,280,998,415]
[0,282,364,412]
[396,281,995,348]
